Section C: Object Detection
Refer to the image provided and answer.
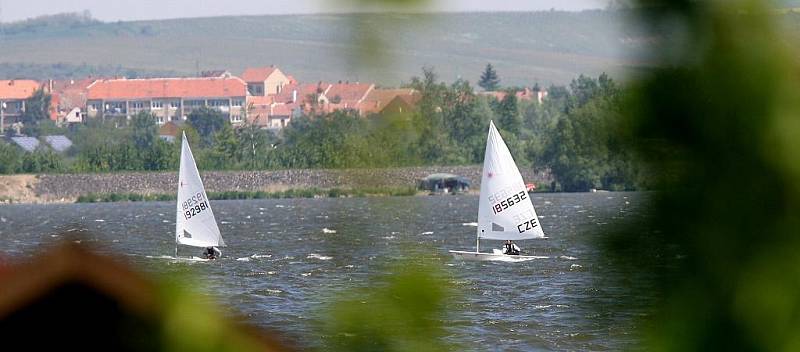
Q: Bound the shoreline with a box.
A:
[75,187,423,203]
[0,166,551,204]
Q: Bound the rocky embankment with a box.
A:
[0,166,551,204]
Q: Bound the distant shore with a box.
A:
[0,166,551,204]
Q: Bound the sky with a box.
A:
[0,0,608,22]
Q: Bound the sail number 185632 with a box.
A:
[490,190,527,214]
[182,192,208,220]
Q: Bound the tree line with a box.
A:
[0,68,647,192]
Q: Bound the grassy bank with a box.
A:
[75,187,419,203]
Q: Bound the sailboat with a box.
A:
[173,131,225,260]
[449,121,547,261]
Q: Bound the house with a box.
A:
[199,70,232,78]
[47,78,95,125]
[321,82,374,113]
[359,88,419,116]
[270,82,331,105]
[479,87,548,104]
[61,107,83,124]
[379,93,420,116]
[158,120,183,142]
[241,66,290,96]
[85,77,248,125]
[246,95,301,130]
[0,242,295,351]
[0,80,41,133]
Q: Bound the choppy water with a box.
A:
[0,193,653,351]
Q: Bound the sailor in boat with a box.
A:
[204,246,222,260]
[502,240,521,255]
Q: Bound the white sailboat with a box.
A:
[174,131,225,260]
[450,121,548,261]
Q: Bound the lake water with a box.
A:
[0,193,653,351]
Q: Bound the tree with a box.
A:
[495,92,521,132]
[237,121,275,169]
[187,107,228,146]
[206,124,241,169]
[20,88,52,128]
[478,63,500,91]
[0,143,23,174]
[130,112,158,149]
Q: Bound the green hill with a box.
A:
[0,11,651,86]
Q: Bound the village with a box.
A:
[0,65,548,150]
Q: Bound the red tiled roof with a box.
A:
[479,88,538,102]
[360,88,417,115]
[241,67,278,83]
[479,91,508,100]
[158,121,182,136]
[87,77,247,100]
[247,95,274,106]
[326,83,374,103]
[270,103,295,117]
[0,80,40,99]
[272,82,331,104]
[246,103,296,126]
[51,79,95,110]
[50,78,95,93]
[247,105,270,126]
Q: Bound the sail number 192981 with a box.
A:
[490,190,527,214]
[182,192,208,220]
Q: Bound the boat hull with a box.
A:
[448,250,547,262]
[146,255,212,262]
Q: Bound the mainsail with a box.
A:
[477,121,545,241]
[175,132,225,248]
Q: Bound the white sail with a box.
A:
[477,121,545,241]
[175,132,225,248]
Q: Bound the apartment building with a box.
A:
[85,77,248,124]
[241,66,290,96]
[0,80,41,132]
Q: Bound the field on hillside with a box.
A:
[0,11,651,86]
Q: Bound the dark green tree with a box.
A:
[410,68,462,164]
[130,112,158,149]
[237,121,276,169]
[0,143,23,174]
[20,147,64,173]
[478,63,500,91]
[205,124,241,169]
[495,92,521,132]
[187,107,228,146]
[20,88,52,128]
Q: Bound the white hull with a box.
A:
[147,255,212,262]
[448,250,548,262]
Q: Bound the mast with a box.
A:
[476,229,483,253]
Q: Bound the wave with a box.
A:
[322,228,337,234]
[307,253,332,260]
